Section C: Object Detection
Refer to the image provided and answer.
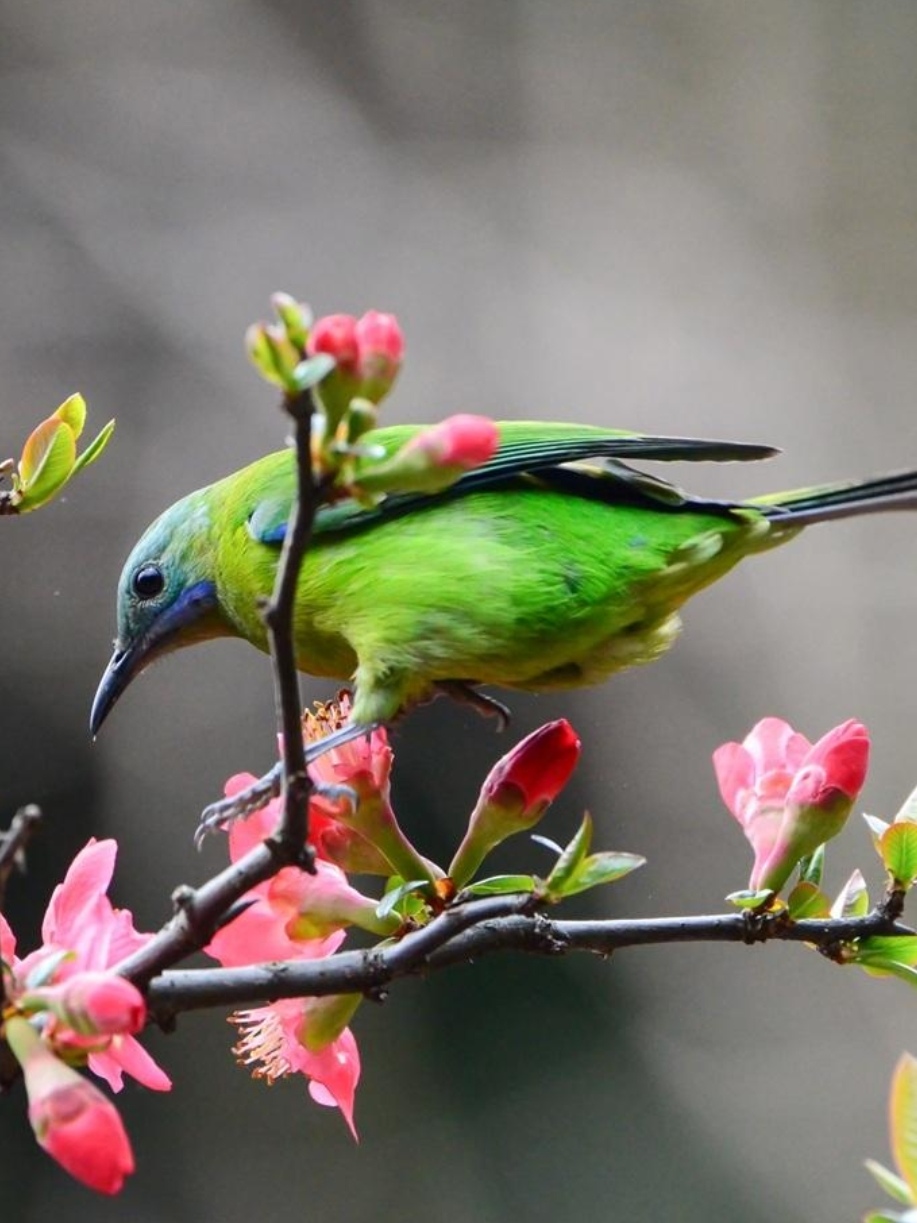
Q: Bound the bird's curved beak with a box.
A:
[90,641,146,738]
[90,579,224,737]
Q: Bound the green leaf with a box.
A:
[831,869,869,919]
[865,1159,916,1207]
[17,418,76,510]
[866,813,892,843]
[787,880,831,920]
[858,936,917,967]
[544,814,592,897]
[463,874,536,897]
[881,824,917,887]
[862,1212,915,1223]
[797,844,825,887]
[53,392,86,438]
[892,1054,917,1197]
[292,353,336,392]
[71,418,115,475]
[896,786,917,825]
[375,878,430,921]
[725,888,774,910]
[551,852,645,899]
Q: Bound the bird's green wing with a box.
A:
[247,423,777,544]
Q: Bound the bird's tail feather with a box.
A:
[752,469,917,526]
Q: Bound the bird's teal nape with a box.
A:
[91,420,917,744]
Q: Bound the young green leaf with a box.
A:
[830,869,869,919]
[797,844,826,887]
[865,813,892,843]
[293,353,336,393]
[880,824,917,887]
[865,1159,916,1207]
[463,874,536,897]
[895,786,917,825]
[17,418,76,510]
[544,813,592,897]
[53,392,87,438]
[725,888,775,910]
[891,1054,917,1199]
[71,418,116,476]
[375,879,430,921]
[548,852,645,899]
[787,880,831,920]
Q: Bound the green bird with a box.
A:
[91,421,917,754]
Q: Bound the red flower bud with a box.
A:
[36,972,146,1037]
[307,314,360,373]
[449,720,581,886]
[6,1016,134,1194]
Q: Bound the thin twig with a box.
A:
[262,390,320,860]
[0,805,42,1009]
[143,901,914,1023]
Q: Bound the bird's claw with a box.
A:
[435,681,512,731]
[195,763,283,849]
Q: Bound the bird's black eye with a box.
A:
[132,564,165,599]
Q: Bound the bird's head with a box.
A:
[90,493,231,736]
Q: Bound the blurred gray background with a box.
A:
[2,2,917,1219]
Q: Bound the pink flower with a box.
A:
[5,1016,134,1194]
[449,720,581,885]
[205,785,362,1134]
[303,695,436,882]
[713,716,870,893]
[230,1001,360,1139]
[2,840,170,1093]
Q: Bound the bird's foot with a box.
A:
[195,764,283,847]
[194,721,380,847]
[435,681,511,731]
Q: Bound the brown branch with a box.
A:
[143,900,914,1025]
[0,805,42,1009]
[261,389,321,860]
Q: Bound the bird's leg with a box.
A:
[435,681,512,731]
[195,721,380,846]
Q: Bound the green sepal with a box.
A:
[891,1053,917,1200]
[16,418,76,510]
[375,878,430,922]
[725,888,775,910]
[880,823,917,888]
[71,418,115,476]
[292,352,336,393]
[299,992,361,1053]
[462,874,536,897]
[786,880,831,920]
[865,1160,916,1207]
[797,844,826,887]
